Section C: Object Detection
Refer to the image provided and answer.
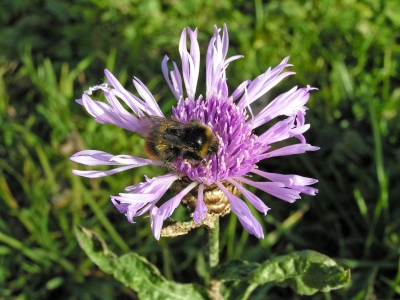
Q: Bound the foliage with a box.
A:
[216,251,349,296]
[76,225,349,298]
[1,0,400,299]
[75,226,207,300]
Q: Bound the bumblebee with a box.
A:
[140,116,218,167]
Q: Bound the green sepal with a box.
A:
[74,225,207,300]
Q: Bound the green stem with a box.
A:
[209,217,220,275]
[208,217,221,300]
[208,218,219,282]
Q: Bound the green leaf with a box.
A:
[74,225,207,300]
[216,250,350,296]
[251,250,350,295]
[216,259,260,281]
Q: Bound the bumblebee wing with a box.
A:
[140,116,196,152]
[136,115,171,138]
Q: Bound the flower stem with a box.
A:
[208,217,222,300]
[209,216,219,273]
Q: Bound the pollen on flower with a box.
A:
[71,24,319,240]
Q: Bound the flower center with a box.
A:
[172,96,259,185]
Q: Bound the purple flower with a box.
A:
[71,24,319,240]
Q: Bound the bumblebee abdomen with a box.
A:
[142,117,218,165]
[145,139,180,162]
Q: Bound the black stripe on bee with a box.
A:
[142,116,218,166]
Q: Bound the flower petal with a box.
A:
[110,155,161,166]
[237,57,295,107]
[71,150,156,166]
[162,55,183,101]
[112,174,179,224]
[257,144,320,160]
[179,28,200,101]
[104,70,158,117]
[72,166,139,178]
[71,150,160,178]
[112,193,159,203]
[251,86,317,129]
[252,169,318,196]
[71,150,116,165]
[193,184,208,224]
[231,80,251,101]
[80,94,135,131]
[257,116,296,145]
[125,173,179,194]
[152,181,199,240]
[253,169,318,186]
[256,115,311,146]
[236,177,300,203]
[111,197,130,213]
[132,77,164,117]
[206,24,238,100]
[78,68,165,136]
[103,70,150,117]
[227,178,270,215]
[217,181,264,238]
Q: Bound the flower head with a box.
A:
[71,24,319,240]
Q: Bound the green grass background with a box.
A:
[1,0,400,299]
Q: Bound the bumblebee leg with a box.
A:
[201,159,211,167]
[182,152,203,167]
